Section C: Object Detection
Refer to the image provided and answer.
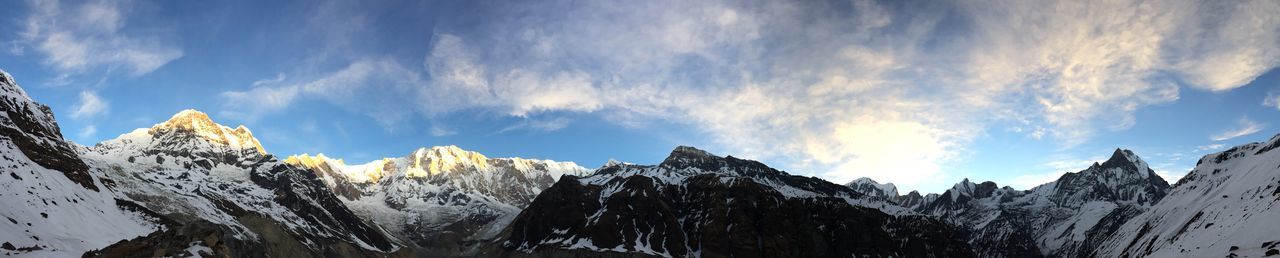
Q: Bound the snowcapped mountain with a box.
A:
[0,70,163,257]
[1097,134,1280,257]
[285,146,589,256]
[493,146,974,257]
[911,148,1170,257]
[844,177,899,198]
[76,109,407,257]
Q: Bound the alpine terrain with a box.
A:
[1097,134,1280,257]
[285,146,588,256]
[75,109,410,257]
[0,69,161,257]
[492,146,975,257]
[3,67,1280,258]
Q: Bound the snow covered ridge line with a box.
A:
[72,107,407,256]
[1097,132,1280,257]
[283,144,590,255]
[0,69,98,192]
[492,145,974,257]
[838,148,1173,257]
[2,68,161,257]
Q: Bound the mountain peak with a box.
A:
[845,177,900,197]
[403,145,491,177]
[149,109,266,154]
[602,158,624,168]
[1097,148,1150,174]
[662,145,718,164]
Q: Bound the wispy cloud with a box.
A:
[18,0,183,78]
[70,90,108,119]
[429,125,456,137]
[77,125,97,140]
[1195,144,1225,152]
[1265,92,1280,111]
[220,59,423,129]
[497,117,573,134]
[1210,117,1264,141]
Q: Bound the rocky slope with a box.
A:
[492,146,974,257]
[0,69,164,257]
[845,177,937,209]
[902,149,1170,257]
[286,146,588,256]
[1097,134,1280,257]
[77,110,409,257]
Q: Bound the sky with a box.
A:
[2,0,1279,194]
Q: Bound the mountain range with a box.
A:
[2,69,1279,257]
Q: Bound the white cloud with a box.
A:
[252,73,287,87]
[1210,117,1264,141]
[498,117,574,134]
[1265,92,1280,111]
[70,90,108,119]
[220,0,1280,192]
[19,0,183,77]
[221,59,424,129]
[1195,144,1225,152]
[77,125,97,139]
[429,126,456,137]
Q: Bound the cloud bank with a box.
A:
[220,0,1280,191]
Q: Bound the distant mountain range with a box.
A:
[2,69,1279,257]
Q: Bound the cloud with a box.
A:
[1265,92,1280,111]
[77,125,97,139]
[70,90,108,119]
[221,58,424,128]
[1195,144,1225,152]
[429,126,456,137]
[1210,117,1264,141]
[497,117,573,134]
[252,73,287,87]
[220,0,1280,192]
[18,0,183,77]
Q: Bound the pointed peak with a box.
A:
[1105,148,1131,163]
[602,158,624,168]
[1099,148,1148,171]
[149,109,266,154]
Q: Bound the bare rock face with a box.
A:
[494,146,975,258]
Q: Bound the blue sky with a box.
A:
[2,0,1278,194]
